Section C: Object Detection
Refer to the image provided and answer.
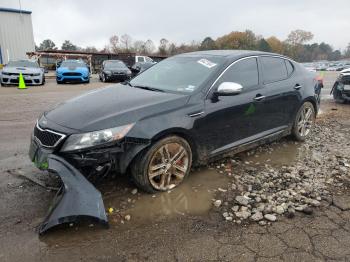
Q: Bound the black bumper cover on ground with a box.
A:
[39,154,108,234]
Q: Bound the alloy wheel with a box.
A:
[297,104,315,137]
[148,143,189,191]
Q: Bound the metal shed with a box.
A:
[0,7,35,64]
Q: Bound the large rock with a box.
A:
[333,196,350,211]
[235,196,250,206]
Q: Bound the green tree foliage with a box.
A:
[257,38,272,52]
[38,39,57,50]
[61,40,78,51]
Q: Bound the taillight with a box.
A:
[315,75,323,86]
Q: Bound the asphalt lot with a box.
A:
[1,72,350,261]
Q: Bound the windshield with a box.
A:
[104,61,127,69]
[61,61,87,67]
[7,60,39,68]
[130,56,223,93]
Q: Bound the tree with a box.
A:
[133,40,145,54]
[200,37,216,50]
[215,30,257,50]
[345,43,350,58]
[286,29,314,46]
[158,38,169,55]
[61,40,78,51]
[266,36,284,54]
[144,39,155,54]
[38,39,57,50]
[120,34,132,51]
[257,38,272,52]
[83,46,98,53]
[109,35,119,53]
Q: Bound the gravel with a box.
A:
[212,118,350,225]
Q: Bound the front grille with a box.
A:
[34,124,65,147]
[62,72,81,76]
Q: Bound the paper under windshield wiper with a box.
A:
[133,85,164,92]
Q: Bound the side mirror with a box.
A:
[216,82,243,96]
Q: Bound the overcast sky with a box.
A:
[2,0,350,50]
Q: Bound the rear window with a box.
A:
[261,57,288,83]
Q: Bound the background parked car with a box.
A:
[331,68,350,103]
[99,60,132,82]
[130,61,155,77]
[56,60,90,84]
[0,59,45,86]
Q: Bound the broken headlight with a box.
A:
[60,123,134,152]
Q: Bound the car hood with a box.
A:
[44,84,189,132]
[2,66,42,74]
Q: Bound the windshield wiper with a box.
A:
[133,85,165,92]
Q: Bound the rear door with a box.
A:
[256,56,301,131]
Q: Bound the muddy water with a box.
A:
[239,141,300,168]
[104,169,229,225]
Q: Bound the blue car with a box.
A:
[56,60,90,84]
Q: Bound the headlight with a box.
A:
[104,70,111,75]
[2,71,10,75]
[32,73,40,76]
[60,123,134,152]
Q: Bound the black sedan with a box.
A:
[29,50,320,233]
[99,60,132,82]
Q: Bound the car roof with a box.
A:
[176,50,288,60]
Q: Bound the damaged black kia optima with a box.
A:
[29,50,321,233]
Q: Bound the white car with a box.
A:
[1,59,45,86]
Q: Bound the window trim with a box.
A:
[260,55,295,85]
[206,55,259,98]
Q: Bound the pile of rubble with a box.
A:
[212,120,350,225]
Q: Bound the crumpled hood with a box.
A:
[45,84,189,132]
[2,66,42,74]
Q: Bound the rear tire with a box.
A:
[291,102,315,141]
[131,136,192,193]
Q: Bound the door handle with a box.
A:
[294,84,302,90]
[254,95,266,101]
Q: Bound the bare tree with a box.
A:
[109,35,119,53]
[120,34,133,51]
[159,38,169,55]
[286,29,314,46]
[133,40,145,54]
[144,39,155,54]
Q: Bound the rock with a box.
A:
[285,207,295,219]
[276,205,285,215]
[264,214,277,222]
[124,215,131,221]
[231,205,239,212]
[222,212,229,218]
[302,207,313,215]
[311,199,321,207]
[251,211,263,221]
[213,200,222,207]
[259,220,267,226]
[333,196,350,211]
[235,210,251,220]
[235,196,249,206]
[131,189,138,195]
[225,216,233,221]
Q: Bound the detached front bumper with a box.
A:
[29,137,108,234]
[1,74,43,85]
[39,155,108,234]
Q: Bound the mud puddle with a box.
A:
[104,169,230,225]
[236,140,301,168]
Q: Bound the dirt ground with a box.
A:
[1,72,350,262]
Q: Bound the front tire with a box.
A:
[292,102,315,141]
[131,136,192,193]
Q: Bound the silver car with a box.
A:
[1,59,45,86]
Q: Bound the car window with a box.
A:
[261,57,288,83]
[145,57,153,62]
[216,57,259,90]
[137,57,145,62]
[285,60,294,76]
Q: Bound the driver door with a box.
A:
[193,57,263,155]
